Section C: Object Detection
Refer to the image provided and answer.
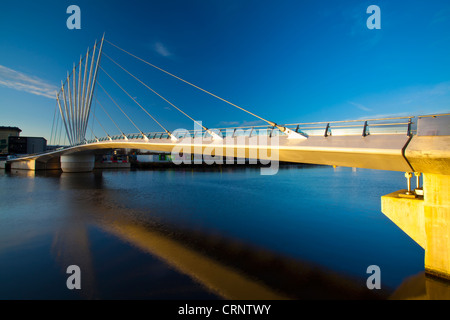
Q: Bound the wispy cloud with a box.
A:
[218,121,240,127]
[352,81,450,119]
[356,111,412,120]
[431,5,450,25]
[154,42,173,58]
[217,120,265,127]
[349,101,372,112]
[0,65,57,99]
[241,120,265,127]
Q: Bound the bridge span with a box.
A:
[9,127,414,173]
[7,114,450,283]
[4,34,450,286]
[8,114,448,175]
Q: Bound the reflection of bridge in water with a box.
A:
[48,171,449,299]
[6,35,450,285]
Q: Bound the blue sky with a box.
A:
[1,0,449,141]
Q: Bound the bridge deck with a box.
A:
[11,133,414,172]
[9,115,450,174]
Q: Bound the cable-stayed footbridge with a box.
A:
[5,35,450,283]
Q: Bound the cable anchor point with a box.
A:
[276,125,308,139]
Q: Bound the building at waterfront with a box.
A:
[8,136,47,155]
[0,126,22,154]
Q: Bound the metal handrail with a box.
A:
[82,115,420,144]
[284,116,414,126]
[418,113,450,118]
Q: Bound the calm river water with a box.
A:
[0,165,425,299]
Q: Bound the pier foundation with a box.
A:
[382,173,450,281]
[60,154,95,173]
[9,157,61,171]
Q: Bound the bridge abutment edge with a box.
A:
[382,173,450,282]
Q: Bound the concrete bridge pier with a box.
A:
[9,157,61,171]
[382,173,450,281]
[60,154,95,173]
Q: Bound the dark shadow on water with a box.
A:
[62,180,387,300]
[130,162,323,172]
[390,272,450,300]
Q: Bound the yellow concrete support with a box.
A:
[381,190,426,249]
[10,159,37,170]
[423,173,450,279]
[382,173,450,281]
[9,157,61,171]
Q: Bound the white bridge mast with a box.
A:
[56,34,104,146]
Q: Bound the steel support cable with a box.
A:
[54,115,62,146]
[86,121,99,142]
[85,104,104,143]
[87,126,97,140]
[90,93,97,140]
[66,72,76,143]
[55,98,63,145]
[84,36,105,143]
[102,52,210,133]
[89,92,108,140]
[93,96,126,137]
[85,97,96,142]
[99,64,170,136]
[57,81,77,146]
[83,42,97,143]
[54,103,61,145]
[71,64,79,144]
[77,56,83,144]
[104,40,277,127]
[50,100,58,145]
[56,92,70,145]
[92,111,110,138]
[60,88,74,145]
[78,56,93,143]
[80,48,90,143]
[97,81,144,137]
[56,46,100,146]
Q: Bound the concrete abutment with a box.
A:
[382,173,450,281]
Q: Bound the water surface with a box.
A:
[0,165,425,299]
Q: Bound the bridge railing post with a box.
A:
[324,123,330,137]
[362,121,369,137]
